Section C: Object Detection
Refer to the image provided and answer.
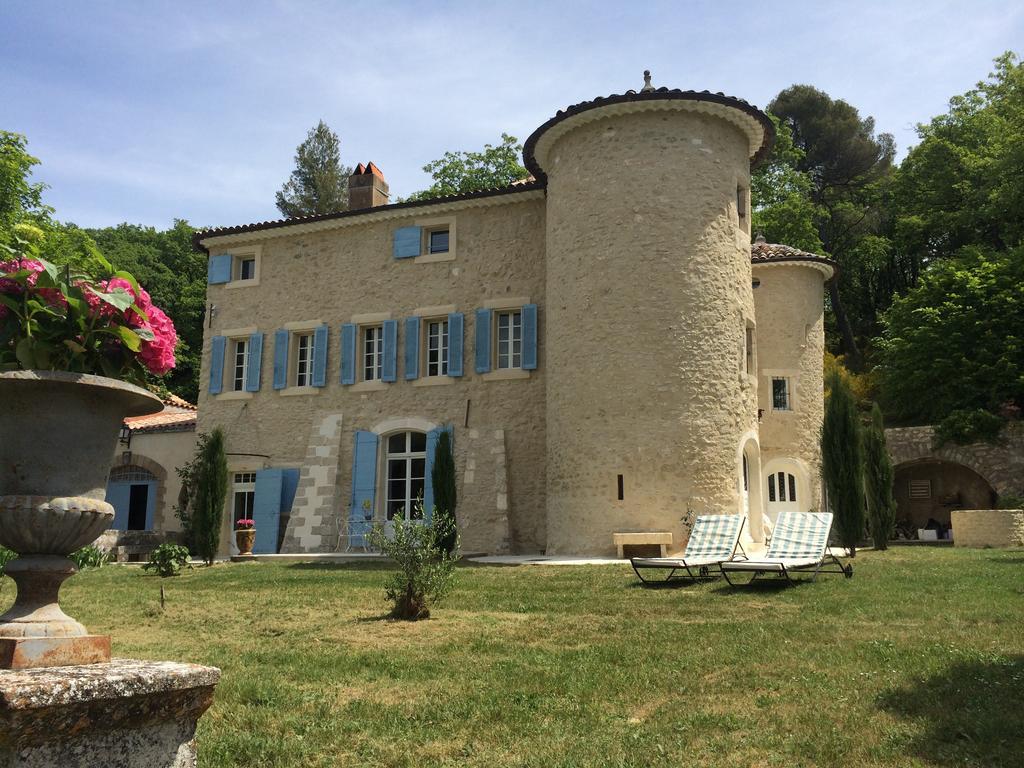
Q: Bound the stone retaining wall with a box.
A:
[951,509,1024,548]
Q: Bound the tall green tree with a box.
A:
[430,430,458,554]
[406,133,527,201]
[822,368,865,556]
[86,220,205,401]
[768,86,896,368]
[275,120,353,217]
[876,245,1024,424]
[893,52,1024,260]
[863,403,896,549]
[188,429,228,565]
[0,131,51,237]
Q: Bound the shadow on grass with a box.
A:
[709,578,800,595]
[878,656,1024,767]
[286,561,394,572]
[987,556,1024,565]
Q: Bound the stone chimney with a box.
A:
[347,162,389,210]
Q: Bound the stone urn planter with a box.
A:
[0,370,162,668]
[234,528,256,557]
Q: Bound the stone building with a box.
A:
[193,76,835,556]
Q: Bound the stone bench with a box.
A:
[613,531,673,559]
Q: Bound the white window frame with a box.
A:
[226,245,262,288]
[495,309,522,370]
[230,337,248,392]
[294,332,314,388]
[425,317,449,377]
[232,471,256,525]
[384,431,427,522]
[363,325,383,382]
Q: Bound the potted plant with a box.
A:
[234,518,256,557]
[0,233,176,664]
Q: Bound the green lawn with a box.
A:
[7,548,1023,767]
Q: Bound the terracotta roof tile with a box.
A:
[124,395,197,433]
[750,235,837,277]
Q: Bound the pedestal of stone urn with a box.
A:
[0,659,220,767]
[0,371,163,669]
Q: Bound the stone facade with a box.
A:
[951,509,1024,548]
[195,83,833,556]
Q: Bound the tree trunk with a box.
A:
[829,281,862,370]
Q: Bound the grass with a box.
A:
[5,547,1023,767]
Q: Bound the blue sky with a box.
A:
[3,0,1022,230]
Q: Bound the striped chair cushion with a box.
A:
[683,515,745,560]
[765,512,833,561]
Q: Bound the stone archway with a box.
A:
[106,452,169,530]
[893,458,997,531]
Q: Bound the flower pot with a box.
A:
[0,371,161,664]
[235,529,256,556]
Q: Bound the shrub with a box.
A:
[366,507,458,621]
[933,408,1005,447]
[822,368,865,556]
[431,429,458,554]
[70,544,110,569]
[143,543,192,577]
[996,494,1024,510]
[0,546,16,571]
[863,403,896,549]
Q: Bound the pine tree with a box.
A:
[430,430,458,554]
[192,428,228,565]
[822,369,865,556]
[863,403,896,549]
[275,121,352,218]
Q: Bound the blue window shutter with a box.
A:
[281,468,300,515]
[207,254,232,284]
[423,425,453,522]
[312,324,329,387]
[474,308,491,374]
[522,303,538,371]
[340,323,356,385]
[393,226,422,259]
[104,481,132,531]
[245,332,263,392]
[209,336,226,394]
[382,319,398,382]
[404,317,420,380]
[448,312,464,377]
[272,329,289,390]
[252,469,284,554]
[350,431,380,548]
[144,483,157,532]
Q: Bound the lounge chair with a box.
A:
[631,514,747,584]
[720,511,853,585]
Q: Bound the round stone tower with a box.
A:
[524,77,774,554]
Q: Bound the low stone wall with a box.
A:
[951,509,1024,548]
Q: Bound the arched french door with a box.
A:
[762,458,809,524]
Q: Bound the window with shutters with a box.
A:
[363,325,383,381]
[495,310,522,370]
[232,472,256,525]
[227,246,261,287]
[293,333,313,387]
[385,432,427,521]
[425,318,449,377]
[230,338,248,392]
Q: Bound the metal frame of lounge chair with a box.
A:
[720,511,853,586]
[631,515,748,585]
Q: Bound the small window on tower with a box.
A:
[428,228,449,254]
[737,186,748,232]
[772,377,791,411]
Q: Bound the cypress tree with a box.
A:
[431,430,458,554]
[822,369,865,556]
[863,403,896,549]
[192,428,228,565]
